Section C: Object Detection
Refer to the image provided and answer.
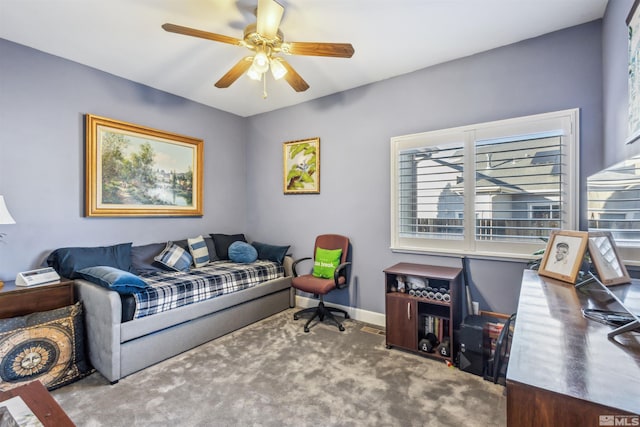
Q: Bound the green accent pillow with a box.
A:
[312,248,342,279]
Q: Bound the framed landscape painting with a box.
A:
[283,137,320,194]
[85,114,203,217]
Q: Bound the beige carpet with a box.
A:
[52,309,506,426]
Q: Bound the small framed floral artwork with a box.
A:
[628,0,640,144]
[283,137,320,194]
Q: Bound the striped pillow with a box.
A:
[187,235,210,268]
[154,242,193,272]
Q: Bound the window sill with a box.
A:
[390,246,536,263]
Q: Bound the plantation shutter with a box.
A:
[474,134,564,242]
[398,141,465,240]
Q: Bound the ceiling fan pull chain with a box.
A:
[263,74,268,99]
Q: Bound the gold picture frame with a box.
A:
[85,114,203,217]
[283,137,320,194]
[538,230,589,284]
[588,231,631,286]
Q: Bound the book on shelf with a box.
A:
[423,315,450,342]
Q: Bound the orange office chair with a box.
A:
[291,234,351,332]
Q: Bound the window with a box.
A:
[391,109,579,259]
[588,153,640,264]
[529,203,560,219]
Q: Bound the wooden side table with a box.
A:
[0,280,75,319]
[0,280,78,426]
[0,381,75,426]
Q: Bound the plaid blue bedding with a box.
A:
[133,260,284,319]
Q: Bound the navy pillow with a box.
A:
[228,241,258,263]
[204,236,218,261]
[76,266,148,294]
[172,239,189,250]
[210,233,247,260]
[131,242,167,274]
[251,241,290,264]
[46,243,133,279]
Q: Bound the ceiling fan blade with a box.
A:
[215,57,253,88]
[256,0,284,39]
[162,23,243,46]
[283,41,355,58]
[279,59,309,92]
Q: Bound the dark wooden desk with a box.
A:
[0,381,75,426]
[506,270,640,426]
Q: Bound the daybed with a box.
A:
[46,235,293,383]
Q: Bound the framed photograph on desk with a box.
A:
[538,230,589,284]
[588,231,631,286]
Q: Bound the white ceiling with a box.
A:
[0,0,609,117]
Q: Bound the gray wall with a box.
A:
[0,39,247,279]
[603,0,640,167]
[246,21,603,315]
[0,19,605,317]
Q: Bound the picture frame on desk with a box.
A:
[587,231,631,286]
[538,230,589,284]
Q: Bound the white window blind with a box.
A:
[391,109,579,259]
[398,141,465,240]
[474,135,563,242]
[588,153,640,264]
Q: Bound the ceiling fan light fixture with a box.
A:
[270,58,287,80]
[247,65,262,81]
[252,50,270,73]
[162,0,353,94]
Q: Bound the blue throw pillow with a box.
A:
[76,266,148,294]
[187,235,210,268]
[154,242,193,272]
[210,233,247,260]
[228,241,258,263]
[46,243,133,279]
[251,241,290,264]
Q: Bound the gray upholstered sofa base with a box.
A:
[75,258,293,383]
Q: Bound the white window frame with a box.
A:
[390,109,579,260]
[528,203,561,219]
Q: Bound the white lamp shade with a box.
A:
[252,51,270,74]
[247,65,262,81]
[270,58,287,80]
[0,196,16,224]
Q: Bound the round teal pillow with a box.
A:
[228,241,258,263]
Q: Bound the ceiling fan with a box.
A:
[162,0,355,96]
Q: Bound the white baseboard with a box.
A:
[294,295,386,328]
